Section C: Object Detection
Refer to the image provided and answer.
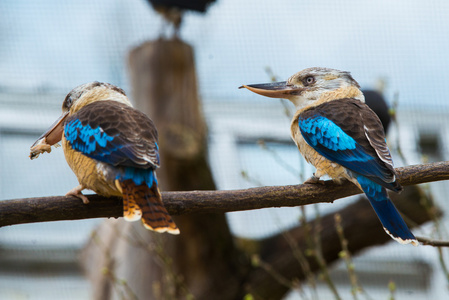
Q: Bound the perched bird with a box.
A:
[30,82,179,234]
[240,67,417,246]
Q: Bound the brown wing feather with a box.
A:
[300,98,401,191]
[314,98,397,179]
[67,100,159,168]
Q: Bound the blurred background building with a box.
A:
[0,0,449,299]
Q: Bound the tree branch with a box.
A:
[1,161,448,227]
[417,236,449,247]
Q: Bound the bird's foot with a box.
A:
[304,174,326,185]
[66,185,89,204]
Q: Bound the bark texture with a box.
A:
[0,161,447,227]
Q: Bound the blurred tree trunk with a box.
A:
[80,38,246,300]
[79,38,436,300]
[127,38,245,299]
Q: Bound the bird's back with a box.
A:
[62,100,160,195]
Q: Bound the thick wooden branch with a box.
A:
[1,161,448,227]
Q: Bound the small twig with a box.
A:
[335,214,361,300]
[113,226,194,299]
[437,247,449,286]
[388,280,396,300]
[297,206,319,300]
[102,268,139,300]
[264,66,294,120]
[282,230,317,300]
[311,208,341,300]
[240,170,265,187]
[417,236,449,247]
[258,139,301,179]
[251,255,301,294]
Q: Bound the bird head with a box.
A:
[62,81,130,114]
[240,67,364,110]
[30,82,130,159]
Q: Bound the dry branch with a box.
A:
[417,236,449,247]
[1,161,448,227]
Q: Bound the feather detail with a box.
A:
[120,179,179,234]
[297,98,401,192]
[64,100,159,169]
[357,176,417,246]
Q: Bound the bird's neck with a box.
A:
[317,85,365,104]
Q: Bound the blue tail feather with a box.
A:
[357,176,417,245]
[115,167,157,188]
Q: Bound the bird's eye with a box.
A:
[303,76,316,86]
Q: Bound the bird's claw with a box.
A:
[304,174,326,185]
[66,186,89,204]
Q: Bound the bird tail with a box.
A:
[357,176,417,246]
[120,179,179,235]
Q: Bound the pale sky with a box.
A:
[1,0,449,108]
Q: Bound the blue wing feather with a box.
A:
[64,101,160,189]
[65,117,158,187]
[298,115,392,186]
[64,119,124,165]
[64,100,160,169]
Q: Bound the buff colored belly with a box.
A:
[62,135,121,197]
[291,123,349,184]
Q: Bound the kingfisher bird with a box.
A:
[240,67,417,246]
[30,82,179,234]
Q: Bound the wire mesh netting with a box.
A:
[1,0,449,299]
